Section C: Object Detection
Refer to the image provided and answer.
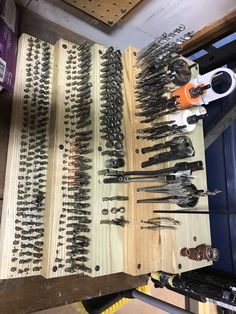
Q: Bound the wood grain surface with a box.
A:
[63,0,143,26]
[122,47,212,276]
[0,34,54,279]
[43,40,125,278]
[182,10,236,55]
[0,272,148,314]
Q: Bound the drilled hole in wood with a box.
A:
[59,144,64,150]
[106,9,110,11]
[137,263,141,269]
[83,5,86,8]
[101,15,104,17]
[52,266,57,272]
[133,51,137,56]
[178,263,182,269]
[135,149,139,154]
[129,1,132,3]
[97,4,100,6]
[115,14,118,17]
[113,3,117,5]
[62,44,67,49]
[193,236,197,241]
[95,265,100,271]
[91,10,95,13]
[73,0,76,3]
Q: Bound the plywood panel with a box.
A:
[63,0,143,26]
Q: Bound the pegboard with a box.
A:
[63,0,143,26]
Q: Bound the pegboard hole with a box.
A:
[193,236,197,241]
[137,263,141,269]
[106,9,110,12]
[62,44,67,49]
[178,263,182,269]
[95,265,100,271]
[52,266,58,272]
[59,144,64,150]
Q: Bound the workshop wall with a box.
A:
[16,0,236,50]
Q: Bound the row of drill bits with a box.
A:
[99,47,128,224]
[11,36,53,275]
[53,42,94,275]
[135,25,196,169]
[100,47,125,169]
[135,25,194,128]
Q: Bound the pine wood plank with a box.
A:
[0,34,54,279]
[122,46,162,275]
[122,47,212,276]
[42,41,125,278]
[86,44,126,277]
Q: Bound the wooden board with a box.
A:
[42,40,126,278]
[122,46,212,276]
[0,272,147,314]
[0,34,212,280]
[0,34,54,279]
[122,47,162,275]
[182,10,236,55]
[63,0,143,26]
[86,44,126,277]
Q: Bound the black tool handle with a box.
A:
[103,177,122,184]
[175,161,203,172]
[141,158,158,168]
[141,143,165,154]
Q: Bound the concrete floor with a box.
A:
[33,282,186,314]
